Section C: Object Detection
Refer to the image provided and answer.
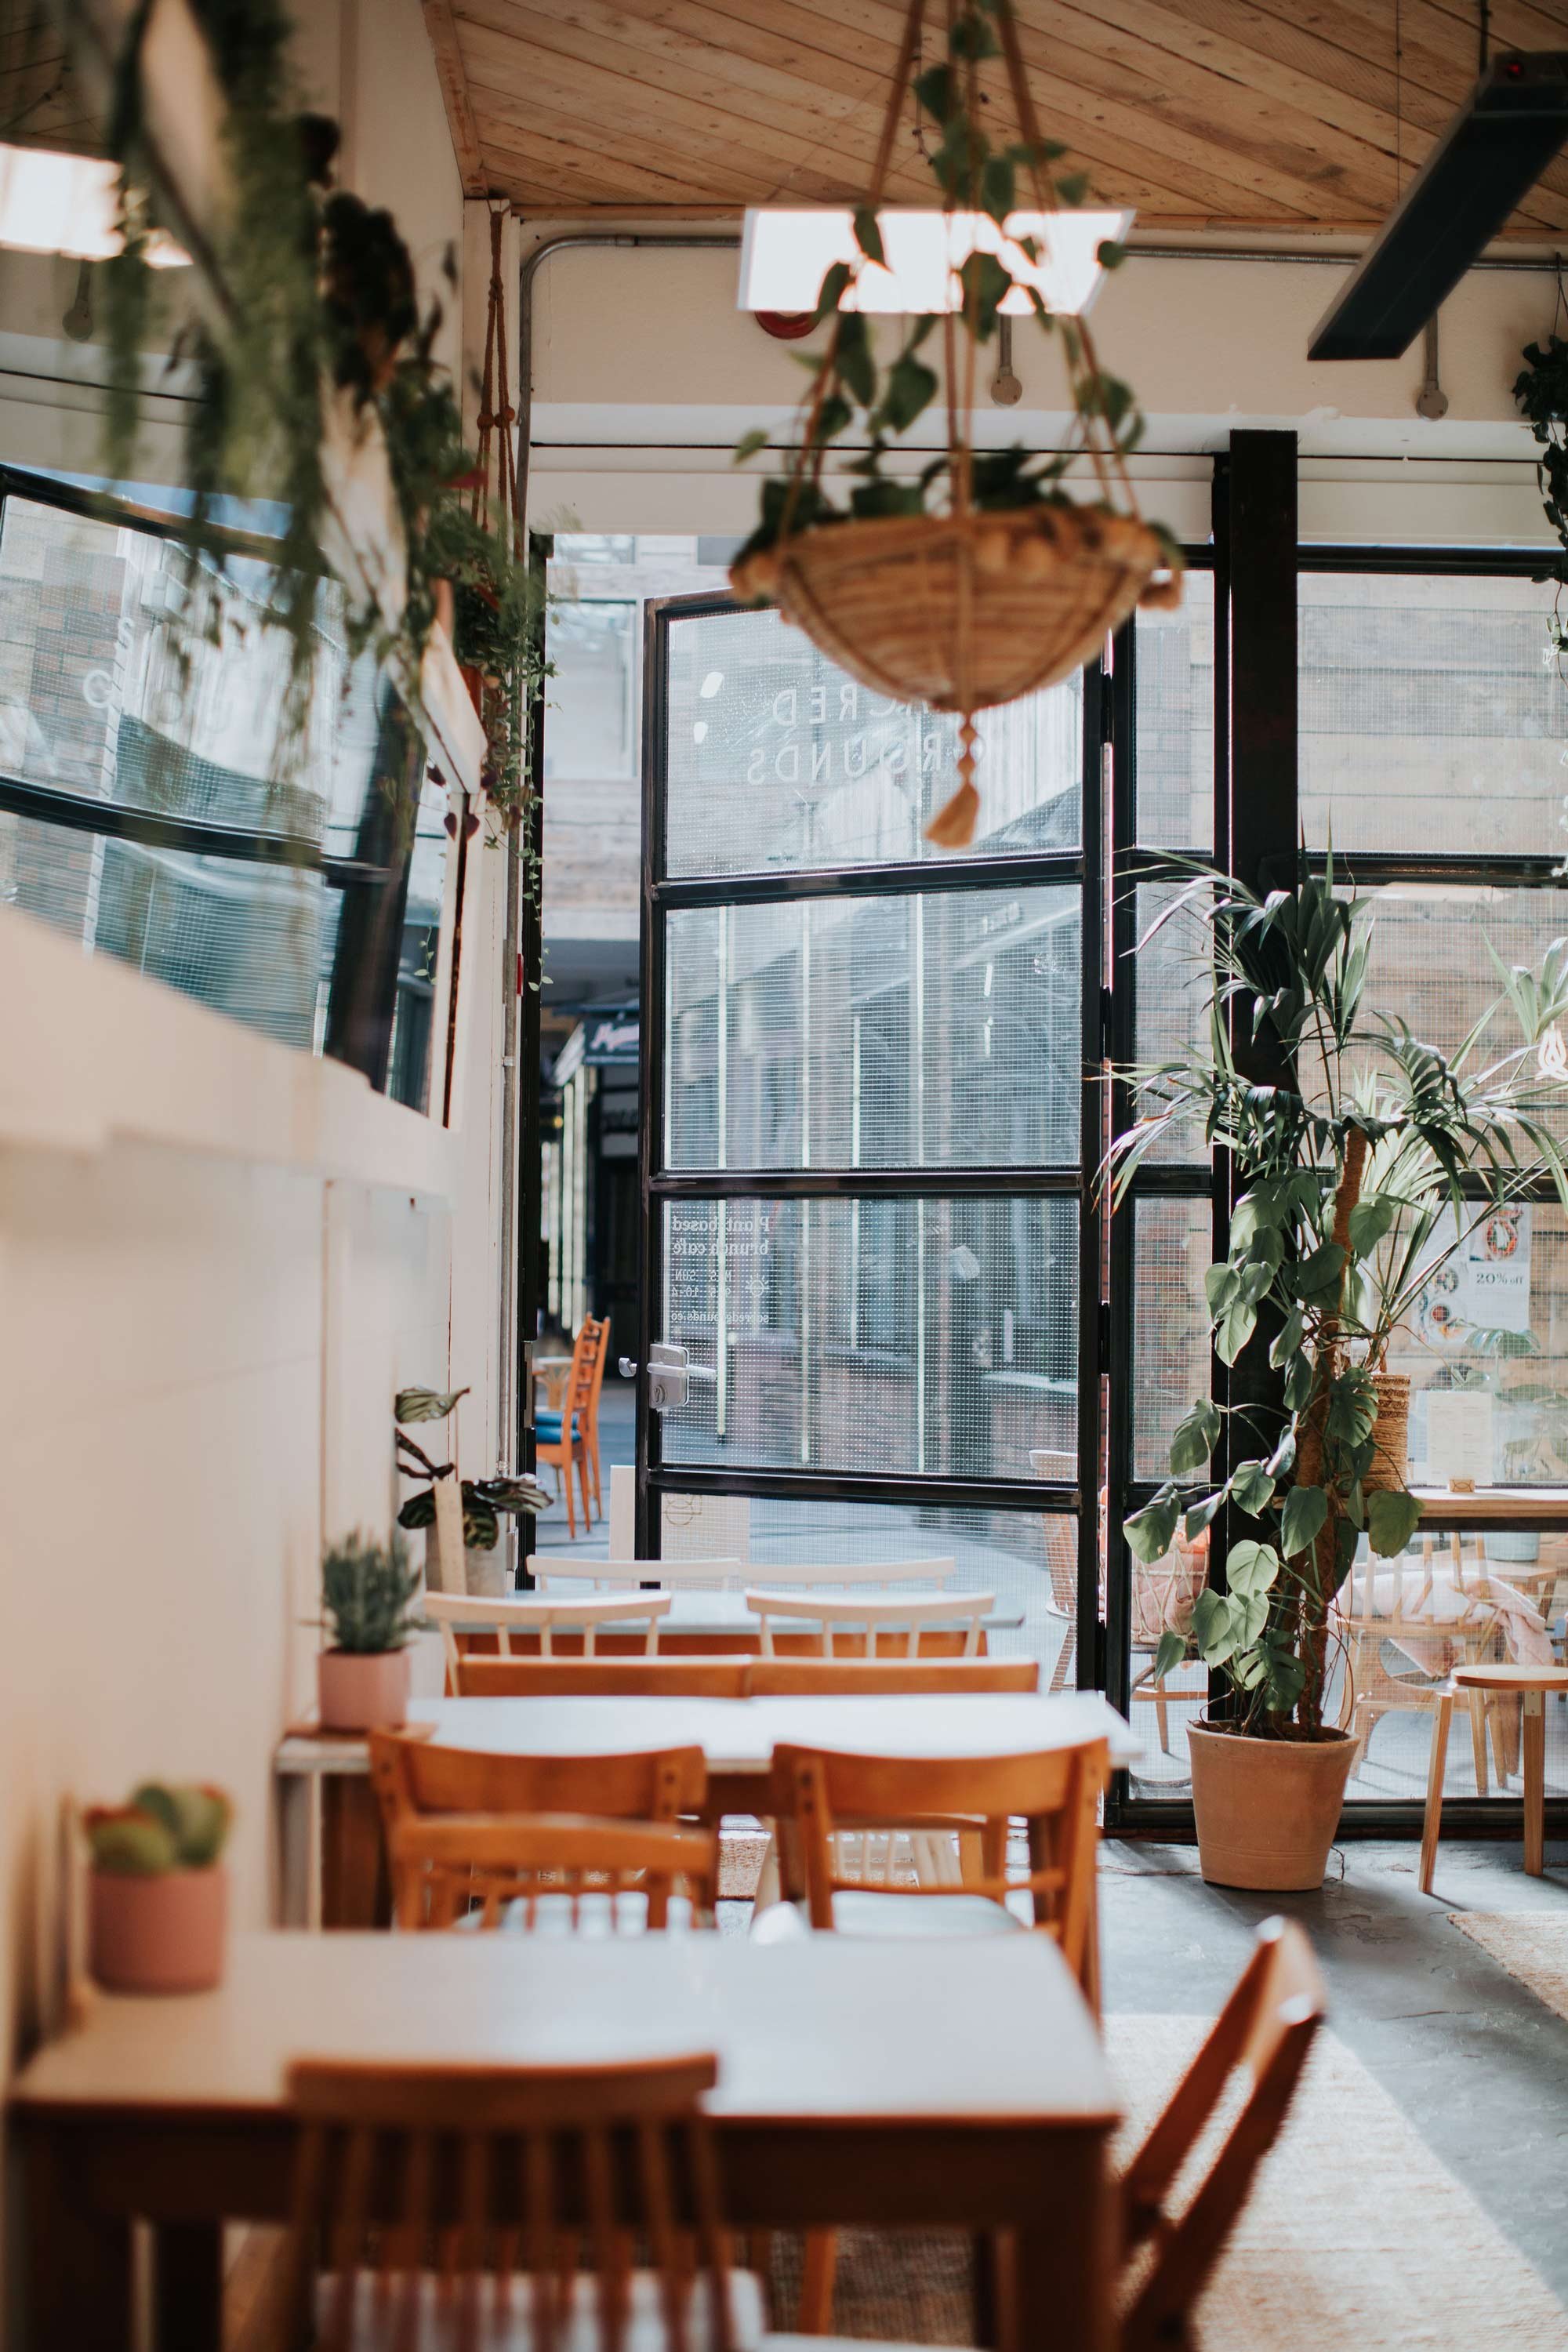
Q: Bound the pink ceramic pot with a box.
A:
[89,1866,227,1994]
[318,1646,411,1733]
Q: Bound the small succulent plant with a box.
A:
[318,1530,426,1654]
[85,1784,233,1875]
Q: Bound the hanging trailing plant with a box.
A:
[93,0,543,826]
[1515,324,1568,666]
[730,0,1181,848]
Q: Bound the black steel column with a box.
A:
[1213,430,1299,1660]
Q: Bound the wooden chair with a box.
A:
[579,1311,612,1525]
[746,1588,993,1659]
[1118,1918,1326,2352]
[1341,1533,1530,1784]
[423,1590,673,1683]
[279,2050,760,2352]
[383,1812,720,1934]
[747,1657,1039,1696]
[456,1656,753,1700]
[759,1737,1105,2336]
[1420,1660,1568,1895]
[760,1740,1107,1978]
[535,1315,610,1537]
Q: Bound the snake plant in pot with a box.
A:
[1109,861,1568,1888]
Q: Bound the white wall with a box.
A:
[524,234,1561,547]
[0,11,505,2339]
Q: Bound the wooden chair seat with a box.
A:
[312,2265,768,2352]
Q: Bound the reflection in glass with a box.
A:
[666,887,1080,1171]
[0,490,449,1105]
[661,1196,1077,1480]
[664,606,1081,877]
[1300,572,1566,856]
[543,601,637,782]
[1135,570,1214,850]
[1132,1197,1214,1483]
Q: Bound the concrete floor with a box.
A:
[1099,1838,1568,2309]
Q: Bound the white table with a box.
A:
[405,1689,1138,1773]
[274,1691,1135,1929]
[14,1933,1120,2352]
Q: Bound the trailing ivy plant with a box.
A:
[99,0,543,829]
[1515,328,1568,869]
[1108,861,1568,1740]
[732,0,1177,572]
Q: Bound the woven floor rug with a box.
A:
[1450,1911,1568,2026]
[767,2015,1568,2349]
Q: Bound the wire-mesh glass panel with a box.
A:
[0,494,350,834]
[1132,1196,1214,1483]
[663,606,1082,877]
[1299,571,1566,855]
[0,805,336,1050]
[665,887,1080,1171]
[660,1195,1077,1479]
[1135,568,1214,849]
[655,1490,1077,1682]
[1128,878,1213,1165]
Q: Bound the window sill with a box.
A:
[0,902,458,1195]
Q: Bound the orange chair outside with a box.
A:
[535,1315,608,1536]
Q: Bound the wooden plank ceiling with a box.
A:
[421,0,1568,235]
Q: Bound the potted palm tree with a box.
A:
[1111,862,1568,1888]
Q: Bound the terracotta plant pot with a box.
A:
[1188,1722,1356,1890]
[318,1647,411,1733]
[89,1865,227,1994]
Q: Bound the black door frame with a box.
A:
[635,589,1103,1689]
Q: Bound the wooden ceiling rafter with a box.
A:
[418,0,1568,234]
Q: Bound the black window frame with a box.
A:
[1110,524,1568,1838]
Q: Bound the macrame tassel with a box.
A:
[924,714,980,847]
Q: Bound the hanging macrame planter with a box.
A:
[730,0,1181,848]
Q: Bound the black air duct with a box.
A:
[1308,52,1568,362]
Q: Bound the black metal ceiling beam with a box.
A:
[1308,53,1568,362]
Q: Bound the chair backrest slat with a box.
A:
[453,1657,751,1699]
[747,1657,1038,1695]
[370,1730,708,1823]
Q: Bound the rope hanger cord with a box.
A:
[473,204,522,560]
[780,0,1141,535]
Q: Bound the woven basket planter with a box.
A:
[1361,1373,1411,1494]
[730,503,1174,713]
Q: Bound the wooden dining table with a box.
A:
[13,1930,1122,2352]
[274,1690,1138,1927]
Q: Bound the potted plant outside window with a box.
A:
[85,1783,233,1994]
[314,1533,426,1732]
[1111,864,1568,1888]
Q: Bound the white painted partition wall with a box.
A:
[0,12,496,2296]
